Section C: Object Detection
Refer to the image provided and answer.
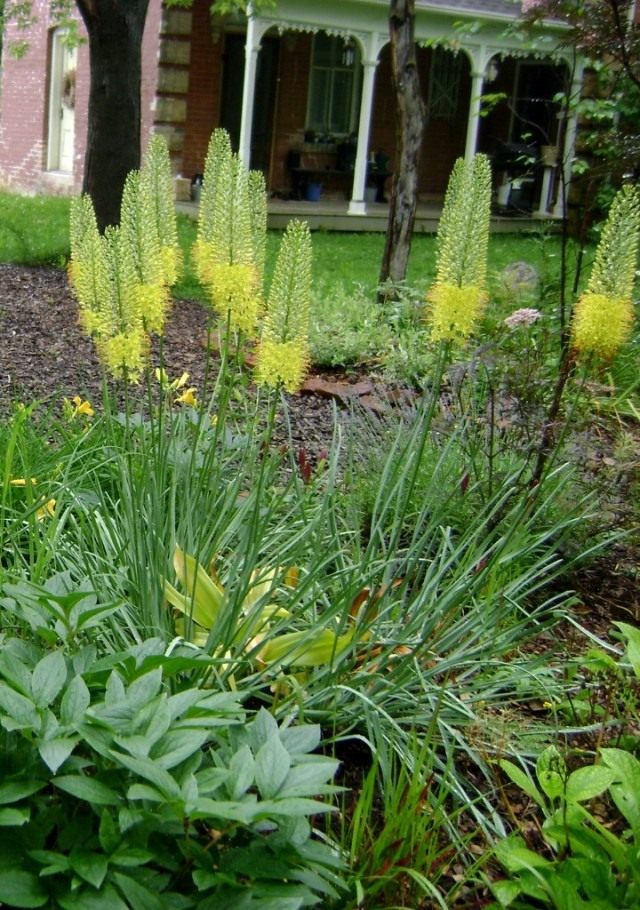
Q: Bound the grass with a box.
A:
[1,188,578,293]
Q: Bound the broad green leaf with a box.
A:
[493,835,552,873]
[98,810,119,855]
[31,651,67,708]
[0,683,39,730]
[53,774,121,806]
[498,759,544,808]
[127,783,166,803]
[279,724,321,755]
[0,870,48,907]
[536,746,565,801]
[601,748,640,835]
[0,807,30,826]
[277,759,341,798]
[614,622,640,678]
[257,796,336,817]
[105,672,126,707]
[0,651,32,696]
[60,675,91,726]
[565,764,614,804]
[57,882,128,910]
[69,851,108,889]
[152,729,209,770]
[0,779,46,805]
[229,744,255,799]
[109,752,181,800]
[126,669,163,712]
[255,734,291,799]
[113,872,165,910]
[110,848,155,868]
[39,735,78,773]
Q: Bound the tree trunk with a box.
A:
[76,0,150,231]
[379,0,426,292]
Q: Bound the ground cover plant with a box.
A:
[0,132,638,908]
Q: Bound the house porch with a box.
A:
[176,197,559,234]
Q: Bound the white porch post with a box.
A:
[238,8,262,169]
[348,44,379,216]
[553,61,585,219]
[465,60,485,162]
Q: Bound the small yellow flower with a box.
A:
[427,283,487,342]
[68,395,95,418]
[10,477,37,487]
[571,292,634,360]
[175,387,198,407]
[156,369,190,391]
[36,498,56,521]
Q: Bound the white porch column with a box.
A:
[553,61,585,219]
[348,50,379,216]
[238,9,262,169]
[465,69,485,162]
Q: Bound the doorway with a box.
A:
[219,33,279,174]
[47,29,77,173]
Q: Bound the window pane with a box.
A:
[330,70,354,134]
[312,33,334,67]
[308,69,330,131]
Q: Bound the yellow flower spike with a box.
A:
[206,262,262,334]
[570,186,640,361]
[255,220,312,393]
[10,477,37,486]
[428,283,488,342]
[571,293,634,360]
[36,498,56,521]
[425,154,491,343]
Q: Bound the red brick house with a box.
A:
[0,0,573,216]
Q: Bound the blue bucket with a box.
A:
[306,182,322,202]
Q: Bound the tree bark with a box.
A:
[75,0,150,231]
[379,0,426,291]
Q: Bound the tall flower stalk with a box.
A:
[426,154,492,343]
[69,135,179,381]
[193,129,266,335]
[254,220,312,393]
[570,184,640,360]
[533,184,640,484]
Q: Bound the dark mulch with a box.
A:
[0,263,346,459]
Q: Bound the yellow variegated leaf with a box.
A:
[171,546,225,628]
[258,628,354,668]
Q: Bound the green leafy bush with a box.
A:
[0,624,345,909]
[490,744,640,909]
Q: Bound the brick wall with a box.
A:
[0,0,55,192]
[0,0,163,195]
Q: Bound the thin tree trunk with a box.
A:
[76,0,149,231]
[379,0,426,292]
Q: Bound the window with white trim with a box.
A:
[306,34,361,137]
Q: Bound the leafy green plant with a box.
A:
[490,745,640,909]
[0,630,345,909]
